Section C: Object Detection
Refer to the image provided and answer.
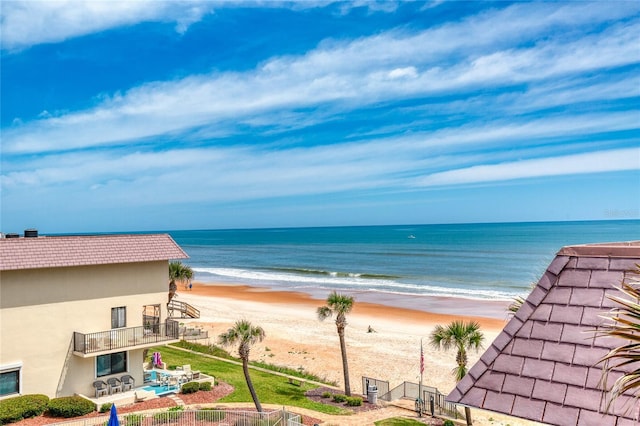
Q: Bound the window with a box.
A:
[111,307,126,329]
[0,368,20,397]
[96,352,127,377]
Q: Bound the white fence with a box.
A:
[51,408,303,426]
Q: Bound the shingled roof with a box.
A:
[447,241,640,426]
[0,234,188,271]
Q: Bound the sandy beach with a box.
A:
[172,282,540,425]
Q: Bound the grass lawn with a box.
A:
[153,346,349,415]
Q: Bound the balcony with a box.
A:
[73,321,180,357]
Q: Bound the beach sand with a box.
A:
[175,283,538,425]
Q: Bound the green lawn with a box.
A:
[152,346,349,415]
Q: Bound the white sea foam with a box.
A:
[192,266,518,301]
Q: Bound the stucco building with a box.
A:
[0,231,188,400]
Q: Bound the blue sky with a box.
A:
[1,1,639,233]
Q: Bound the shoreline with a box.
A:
[187,281,511,326]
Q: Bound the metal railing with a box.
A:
[179,326,209,340]
[379,380,434,402]
[362,376,389,397]
[369,376,464,421]
[74,320,179,354]
[50,408,303,426]
[422,388,463,419]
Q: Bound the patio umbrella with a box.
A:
[108,404,119,426]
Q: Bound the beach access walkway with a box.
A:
[170,346,437,424]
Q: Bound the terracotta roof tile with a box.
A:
[511,337,543,358]
[0,233,188,270]
[447,241,640,425]
[485,390,515,413]
[545,287,572,304]
[531,380,567,403]
[512,396,545,422]
[543,402,580,426]
[591,270,625,288]
[541,341,576,362]
[578,410,617,426]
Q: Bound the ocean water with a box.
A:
[169,220,640,303]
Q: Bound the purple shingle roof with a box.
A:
[0,234,188,271]
[447,241,640,426]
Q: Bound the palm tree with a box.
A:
[218,320,266,412]
[508,282,536,315]
[430,320,484,426]
[317,291,354,396]
[168,261,193,303]
[598,264,640,413]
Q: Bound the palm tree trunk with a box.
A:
[242,358,263,412]
[337,326,351,396]
[465,406,472,426]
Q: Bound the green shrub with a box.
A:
[321,391,332,398]
[0,394,49,424]
[345,396,363,406]
[331,394,347,403]
[195,408,226,422]
[124,414,144,426]
[153,406,184,423]
[180,382,200,394]
[443,420,455,426]
[47,396,95,418]
[198,381,212,391]
[99,403,112,413]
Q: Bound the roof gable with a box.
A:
[0,234,188,271]
[447,242,640,426]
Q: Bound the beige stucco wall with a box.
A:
[0,261,171,399]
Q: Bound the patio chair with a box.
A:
[178,364,200,380]
[168,376,179,390]
[121,374,135,391]
[107,377,122,394]
[93,380,108,398]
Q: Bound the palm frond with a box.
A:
[596,264,640,413]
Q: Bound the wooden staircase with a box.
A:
[167,300,200,319]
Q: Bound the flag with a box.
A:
[420,342,424,375]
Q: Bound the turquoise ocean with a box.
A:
[169,220,640,306]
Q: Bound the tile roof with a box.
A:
[447,241,640,426]
[0,234,188,271]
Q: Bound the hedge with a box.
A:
[47,396,95,418]
[0,394,49,424]
[180,382,200,394]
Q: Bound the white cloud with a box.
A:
[414,148,640,187]
[3,2,639,155]
[0,0,215,51]
[388,67,418,79]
